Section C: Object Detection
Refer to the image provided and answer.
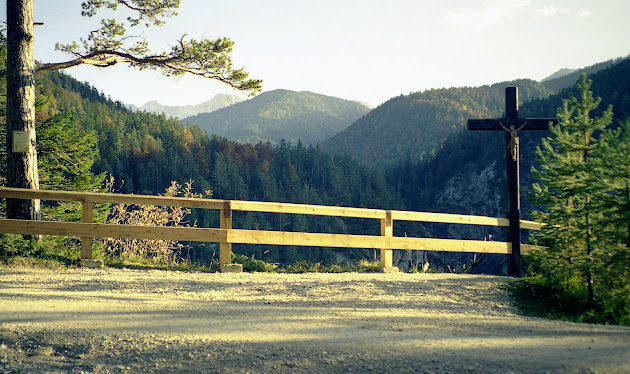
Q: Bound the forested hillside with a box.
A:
[321,80,553,168]
[539,57,625,93]
[9,56,628,272]
[182,89,371,146]
[381,57,630,273]
[32,71,400,265]
[387,57,630,220]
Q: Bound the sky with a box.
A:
[3,0,630,107]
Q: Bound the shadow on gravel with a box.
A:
[2,271,630,373]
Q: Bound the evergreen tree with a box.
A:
[5,0,261,220]
[591,118,630,309]
[529,74,627,318]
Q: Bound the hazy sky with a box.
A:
[4,0,630,107]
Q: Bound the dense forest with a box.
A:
[321,79,554,168]
[382,57,630,273]
[321,57,626,169]
[384,57,630,217]
[31,71,401,265]
[3,53,628,273]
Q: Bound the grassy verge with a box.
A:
[0,233,382,273]
[506,275,630,326]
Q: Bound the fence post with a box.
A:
[219,201,242,273]
[380,210,399,273]
[80,201,93,259]
[79,201,102,268]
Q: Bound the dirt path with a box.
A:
[1,266,629,373]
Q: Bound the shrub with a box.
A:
[232,253,278,272]
[0,234,38,257]
[103,181,207,265]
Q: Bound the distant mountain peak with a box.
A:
[137,93,243,118]
[542,68,577,82]
[182,89,371,146]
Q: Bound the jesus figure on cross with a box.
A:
[468,87,558,277]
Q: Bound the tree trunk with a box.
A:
[625,180,630,251]
[6,0,41,220]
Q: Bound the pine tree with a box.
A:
[591,118,630,312]
[211,152,228,198]
[595,118,630,250]
[530,74,614,308]
[6,0,261,220]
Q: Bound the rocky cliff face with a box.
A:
[393,161,509,274]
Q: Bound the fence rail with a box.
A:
[0,187,542,272]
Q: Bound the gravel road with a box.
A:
[1,265,629,373]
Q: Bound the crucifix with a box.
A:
[467,87,558,277]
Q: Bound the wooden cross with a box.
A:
[467,87,558,277]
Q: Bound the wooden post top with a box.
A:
[506,87,518,120]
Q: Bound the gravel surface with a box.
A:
[1,265,629,373]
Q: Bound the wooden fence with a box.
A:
[0,187,543,272]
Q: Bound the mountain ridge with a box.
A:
[134,93,243,118]
[320,79,553,169]
[182,89,371,146]
[541,68,577,82]
[320,56,629,169]
[539,56,628,92]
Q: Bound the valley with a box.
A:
[20,55,630,272]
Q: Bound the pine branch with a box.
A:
[37,38,262,94]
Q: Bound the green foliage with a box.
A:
[592,118,630,256]
[45,0,261,94]
[508,274,630,325]
[232,253,278,273]
[36,113,110,224]
[32,69,406,266]
[284,261,326,273]
[355,259,382,273]
[384,58,630,275]
[1,31,107,196]
[105,256,216,273]
[33,237,83,266]
[323,79,553,168]
[37,114,104,191]
[1,100,107,198]
[526,74,630,324]
[0,234,80,267]
[282,259,381,273]
[0,254,71,269]
[7,31,629,276]
[387,58,630,215]
[0,233,39,257]
[0,32,109,260]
